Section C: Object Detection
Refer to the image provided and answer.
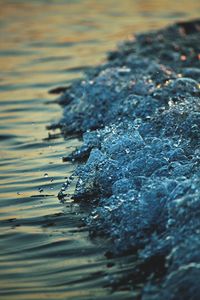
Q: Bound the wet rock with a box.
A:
[57,20,200,299]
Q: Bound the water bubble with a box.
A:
[125,148,130,154]
[118,67,131,74]
[79,179,83,184]
[92,214,99,220]
[168,99,174,107]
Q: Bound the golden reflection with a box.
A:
[0,1,200,299]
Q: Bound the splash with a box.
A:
[56,20,200,299]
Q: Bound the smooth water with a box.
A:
[0,1,200,299]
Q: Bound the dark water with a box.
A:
[0,1,200,299]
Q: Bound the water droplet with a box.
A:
[92,214,99,220]
[168,99,174,107]
[44,173,48,178]
[125,148,130,154]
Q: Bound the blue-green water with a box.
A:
[0,1,200,299]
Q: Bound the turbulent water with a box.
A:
[53,20,200,299]
[0,1,200,300]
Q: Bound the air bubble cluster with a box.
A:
[57,20,200,299]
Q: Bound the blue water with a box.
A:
[0,1,200,299]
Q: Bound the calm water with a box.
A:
[0,1,200,299]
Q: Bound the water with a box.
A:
[0,1,199,299]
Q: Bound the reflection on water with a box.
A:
[0,0,200,299]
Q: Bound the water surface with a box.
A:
[0,1,200,299]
